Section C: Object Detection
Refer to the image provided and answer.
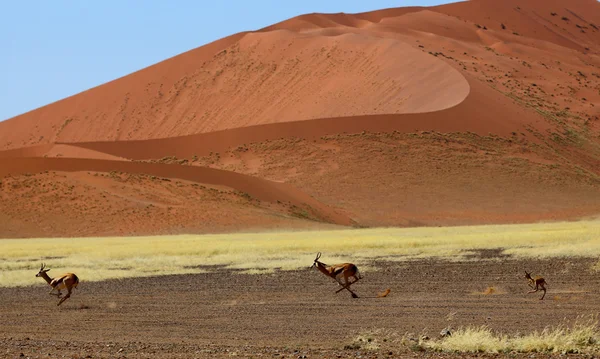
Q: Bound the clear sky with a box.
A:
[0,1,453,122]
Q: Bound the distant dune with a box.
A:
[1,0,599,238]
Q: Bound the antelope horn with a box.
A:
[316,252,321,260]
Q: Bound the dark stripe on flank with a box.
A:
[51,277,64,288]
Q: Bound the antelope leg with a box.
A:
[335,278,360,294]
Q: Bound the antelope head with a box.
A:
[36,263,51,277]
[524,271,531,280]
[310,252,322,270]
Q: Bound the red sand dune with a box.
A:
[434,0,600,52]
[0,157,353,227]
[1,0,599,237]
[0,28,469,146]
[61,75,547,160]
[0,143,126,161]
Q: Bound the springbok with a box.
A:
[311,252,361,298]
[36,263,79,306]
[524,271,547,300]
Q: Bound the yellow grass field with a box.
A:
[1,219,599,288]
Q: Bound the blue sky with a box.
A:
[0,1,453,122]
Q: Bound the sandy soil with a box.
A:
[1,255,599,358]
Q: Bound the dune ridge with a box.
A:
[0,157,353,227]
[17,74,543,161]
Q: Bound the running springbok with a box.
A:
[524,271,547,300]
[311,252,361,298]
[36,263,79,306]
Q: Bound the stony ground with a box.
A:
[1,254,599,358]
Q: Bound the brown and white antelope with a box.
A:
[524,271,547,300]
[36,263,79,306]
[311,252,361,298]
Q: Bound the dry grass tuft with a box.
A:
[349,317,600,354]
[428,325,509,353]
[427,316,600,354]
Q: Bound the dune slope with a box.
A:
[1,0,599,237]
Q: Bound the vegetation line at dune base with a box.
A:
[350,316,600,354]
[0,220,598,288]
